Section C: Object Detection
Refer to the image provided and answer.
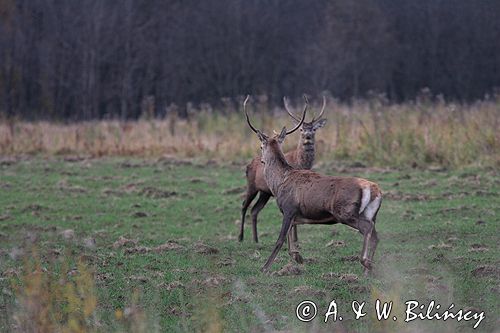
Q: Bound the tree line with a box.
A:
[1,0,499,120]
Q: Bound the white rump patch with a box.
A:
[359,187,371,214]
[363,195,381,221]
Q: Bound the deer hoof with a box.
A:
[238,234,243,242]
[292,252,304,264]
[361,258,372,270]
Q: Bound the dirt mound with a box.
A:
[193,242,219,255]
[124,241,184,254]
[273,263,303,276]
[471,265,499,278]
[113,236,138,249]
[139,187,178,199]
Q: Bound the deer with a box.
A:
[243,95,382,274]
[239,96,327,244]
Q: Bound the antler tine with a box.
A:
[286,94,308,135]
[243,95,259,134]
[312,95,327,122]
[283,96,301,122]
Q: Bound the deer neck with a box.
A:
[296,139,315,169]
[263,143,292,196]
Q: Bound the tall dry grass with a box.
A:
[1,95,499,168]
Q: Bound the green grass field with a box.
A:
[0,157,498,332]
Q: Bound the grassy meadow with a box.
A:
[0,156,499,332]
[0,98,499,332]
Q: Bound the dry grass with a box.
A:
[6,251,155,333]
[1,96,499,168]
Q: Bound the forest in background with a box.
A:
[1,0,500,120]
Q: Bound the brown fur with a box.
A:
[259,138,382,273]
[239,117,326,243]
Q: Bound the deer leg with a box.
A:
[357,218,374,274]
[368,227,379,264]
[287,221,303,264]
[239,188,258,242]
[292,225,298,243]
[250,192,271,243]
[261,213,295,272]
[367,210,380,264]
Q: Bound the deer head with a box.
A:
[243,95,308,164]
[283,96,327,150]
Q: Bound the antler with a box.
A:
[286,95,308,135]
[244,94,307,136]
[244,95,260,134]
[312,95,327,122]
[283,97,301,122]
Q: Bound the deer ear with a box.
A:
[257,131,268,143]
[313,118,327,130]
[277,127,287,143]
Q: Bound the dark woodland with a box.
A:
[1,0,500,120]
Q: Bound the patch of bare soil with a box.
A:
[124,241,184,254]
[129,275,148,283]
[22,204,45,213]
[96,272,113,282]
[60,229,75,240]
[154,241,184,252]
[188,177,218,186]
[113,236,138,249]
[139,186,177,199]
[101,188,125,197]
[471,265,500,278]
[0,214,10,221]
[167,306,190,317]
[217,257,236,267]
[468,244,489,253]
[160,281,185,291]
[57,179,87,194]
[326,240,345,248]
[293,286,326,298]
[303,257,319,264]
[131,211,148,218]
[428,242,453,250]
[272,263,303,276]
[193,242,219,255]
[340,255,359,263]
[202,275,229,288]
[322,272,360,284]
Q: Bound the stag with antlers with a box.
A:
[239,96,327,243]
[243,96,382,274]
